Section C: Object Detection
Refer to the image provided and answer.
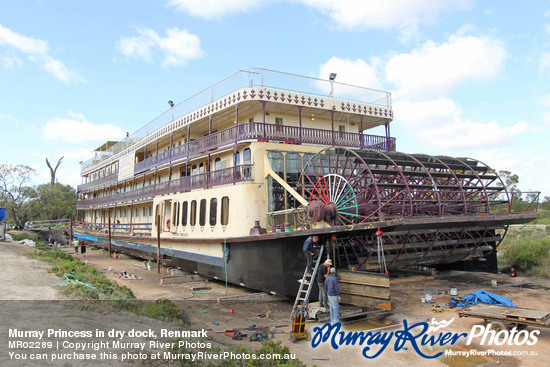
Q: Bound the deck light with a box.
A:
[329,73,337,97]
[168,100,174,121]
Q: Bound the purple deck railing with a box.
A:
[76,164,253,209]
[80,122,395,195]
[77,173,118,192]
[134,122,396,174]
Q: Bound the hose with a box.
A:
[181,238,229,313]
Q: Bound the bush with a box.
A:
[140,298,186,324]
[10,231,38,241]
[500,237,550,273]
[28,244,136,302]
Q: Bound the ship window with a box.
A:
[243,148,251,164]
[190,200,197,226]
[199,199,207,226]
[285,152,301,209]
[181,201,188,226]
[267,151,285,212]
[210,198,217,226]
[173,202,180,226]
[221,196,229,225]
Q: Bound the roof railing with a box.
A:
[81,68,392,172]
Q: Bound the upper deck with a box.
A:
[80,68,393,176]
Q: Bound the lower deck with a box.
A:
[74,211,538,298]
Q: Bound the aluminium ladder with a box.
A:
[290,245,324,319]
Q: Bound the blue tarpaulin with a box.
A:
[0,208,6,222]
[455,290,517,308]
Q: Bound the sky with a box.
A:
[0,0,549,199]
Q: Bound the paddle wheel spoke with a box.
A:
[294,147,518,272]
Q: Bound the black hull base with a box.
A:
[75,234,311,298]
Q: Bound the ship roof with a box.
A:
[81,67,393,173]
[93,141,118,152]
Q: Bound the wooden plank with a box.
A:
[502,308,550,321]
[459,304,550,326]
[337,270,391,310]
[339,283,391,299]
[338,270,390,287]
[341,294,391,310]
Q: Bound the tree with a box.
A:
[46,156,64,185]
[0,164,39,228]
[35,183,76,220]
[498,170,521,200]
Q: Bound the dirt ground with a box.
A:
[2,239,550,366]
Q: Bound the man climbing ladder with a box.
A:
[291,243,325,319]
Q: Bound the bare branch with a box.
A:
[46,156,64,184]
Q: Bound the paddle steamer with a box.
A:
[75,68,537,296]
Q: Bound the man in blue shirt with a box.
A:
[302,236,319,274]
[325,267,341,324]
[317,258,331,308]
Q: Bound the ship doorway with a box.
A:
[163,199,172,232]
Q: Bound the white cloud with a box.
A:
[43,111,125,144]
[166,1,472,41]
[42,56,84,84]
[296,0,472,41]
[543,111,550,126]
[542,94,550,107]
[394,98,528,150]
[117,28,157,62]
[0,24,48,54]
[476,149,523,173]
[477,149,550,196]
[0,24,83,84]
[316,57,384,100]
[1,55,23,69]
[167,0,263,19]
[394,98,461,128]
[421,119,528,150]
[117,27,204,67]
[386,32,507,100]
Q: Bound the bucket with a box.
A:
[491,280,498,287]
[425,293,433,302]
[421,298,426,303]
[450,287,458,296]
